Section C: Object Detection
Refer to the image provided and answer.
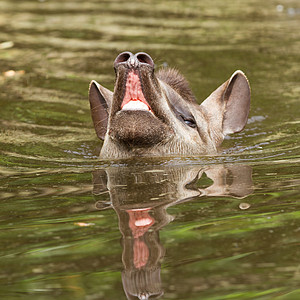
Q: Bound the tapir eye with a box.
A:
[184,119,197,128]
[180,115,197,128]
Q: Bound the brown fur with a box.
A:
[109,110,171,147]
[156,68,197,103]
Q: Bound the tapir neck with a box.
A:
[99,135,218,159]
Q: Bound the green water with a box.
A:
[0,0,299,299]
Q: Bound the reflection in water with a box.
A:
[93,164,253,300]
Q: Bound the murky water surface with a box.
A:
[0,0,299,299]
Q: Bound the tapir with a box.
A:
[89,52,250,159]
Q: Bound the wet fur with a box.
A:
[156,68,197,103]
[109,110,170,148]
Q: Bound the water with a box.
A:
[0,0,299,299]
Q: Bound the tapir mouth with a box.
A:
[120,70,153,113]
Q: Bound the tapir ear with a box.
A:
[201,70,250,136]
[89,80,113,140]
[222,71,251,135]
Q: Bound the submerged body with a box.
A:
[89,52,250,159]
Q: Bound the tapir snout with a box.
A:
[89,52,250,159]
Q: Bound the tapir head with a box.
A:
[89,51,250,159]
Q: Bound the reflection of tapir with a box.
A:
[93,164,253,300]
[89,52,250,159]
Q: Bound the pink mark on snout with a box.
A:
[121,71,152,111]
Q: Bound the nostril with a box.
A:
[136,52,154,68]
[114,51,132,65]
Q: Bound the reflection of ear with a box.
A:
[200,164,253,198]
[200,71,251,138]
[88,80,113,140]
[176,167,204,202]
[92,169,111,210]
[92,169,108,195]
